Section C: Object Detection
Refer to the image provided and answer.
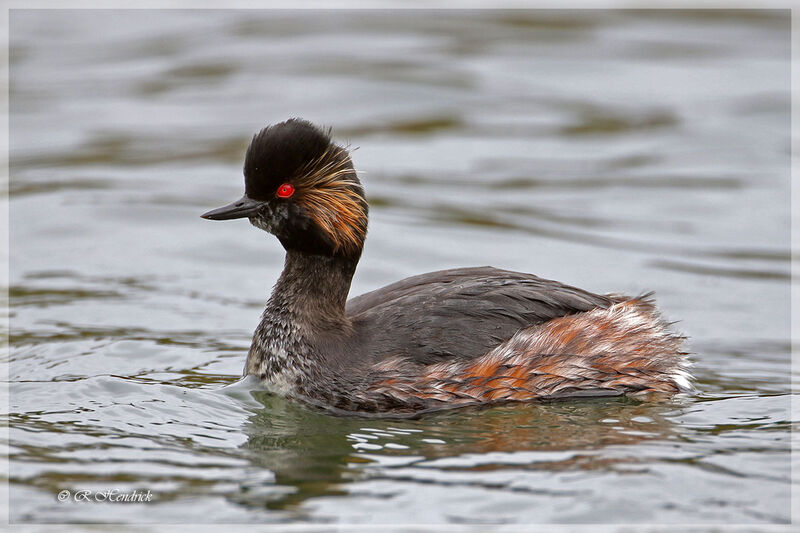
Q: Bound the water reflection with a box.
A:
[242,392,686,513]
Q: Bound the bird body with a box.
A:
[202,118,690,414]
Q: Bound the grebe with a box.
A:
[202,118,691,414]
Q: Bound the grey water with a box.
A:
[7,9,794,526]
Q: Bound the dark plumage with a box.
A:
[244,119,332,200]
[202,118,691,415]
[347,266,615,364]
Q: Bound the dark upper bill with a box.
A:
[201,195,266,220]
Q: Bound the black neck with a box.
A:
[245,250,359,378]
[268,250,357,329]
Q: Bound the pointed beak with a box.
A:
[201,195,267,220]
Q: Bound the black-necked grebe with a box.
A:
[202,118,691,414]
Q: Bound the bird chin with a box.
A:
[249,203,289,236]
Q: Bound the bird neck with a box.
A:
[271,250,357,323]
[245,250,357,379]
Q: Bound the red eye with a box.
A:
[276,183,294,198]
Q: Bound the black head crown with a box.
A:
[243,119,333,200]
[202,119,368,258]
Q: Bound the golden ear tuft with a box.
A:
[295,145,368,254]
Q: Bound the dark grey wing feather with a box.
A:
[346,267,614,364]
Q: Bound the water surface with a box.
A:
[7,9,794,527]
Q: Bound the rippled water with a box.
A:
[6,9,795,527]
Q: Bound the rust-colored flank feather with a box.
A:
[365,296,690,411]
[295,145,367,255]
